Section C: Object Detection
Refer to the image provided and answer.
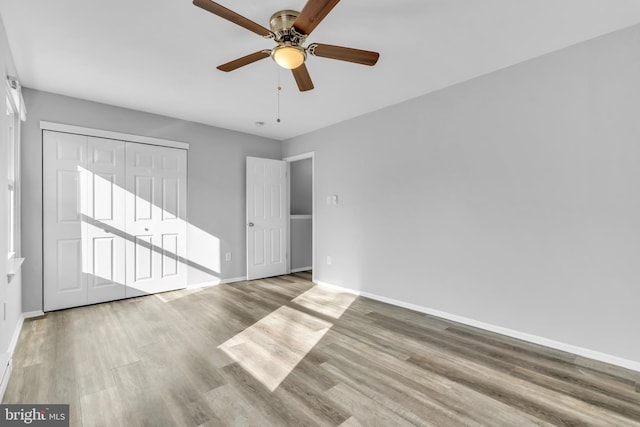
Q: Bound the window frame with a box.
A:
[6,86,20,261]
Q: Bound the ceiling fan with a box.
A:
[193,0,380,92]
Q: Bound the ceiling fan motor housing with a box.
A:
[270,10,305,45]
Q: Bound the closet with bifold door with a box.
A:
[42,129,188,311]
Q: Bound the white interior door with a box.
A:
[125,143,187,296]
[246,156,288,280]
[85,137,126,304]
[43,131,88,311]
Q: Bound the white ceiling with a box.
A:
[2,1,640,141]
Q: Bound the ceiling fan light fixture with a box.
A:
[272,45,306,70]
[194,0,380,92]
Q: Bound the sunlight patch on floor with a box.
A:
[154,287,204,303]
[218,284,358,391]
[219,305,332,391]
[292,284,358,319]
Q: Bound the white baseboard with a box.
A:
[0,360,11,402]
[314,281,640,373]
[7,311,42,359]
[1,310,42,401]
[291,267,312,273]
[8,316,25,358]
[315,280,359,295]
[187,276,247,289]
[23,310,44,319]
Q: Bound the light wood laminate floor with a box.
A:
[4,272,640,426]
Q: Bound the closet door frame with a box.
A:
[40,122,189,151]
[41,122,189,311]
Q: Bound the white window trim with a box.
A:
[6,80,21,261]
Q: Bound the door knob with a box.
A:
[248,222,254,227]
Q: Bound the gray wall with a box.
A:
[290,158,312,215]
[21,89,281,312]
[290,158,313,270]
[290,218,312,271]
[283,24,640,363]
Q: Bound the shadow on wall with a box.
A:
[79,166,222,286]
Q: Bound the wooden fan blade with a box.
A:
[309,43,379,66]
[292,0,340,36]
[292,64,314,92]
[193,0,273,37]
[217,50,271,72]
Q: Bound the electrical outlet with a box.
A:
[225,252,232,262]
[326,256,332,265]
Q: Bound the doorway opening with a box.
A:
[285,153,314,279]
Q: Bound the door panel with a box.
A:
[162,234,179,277]
[134,235,153,281]
[56,170,81,222]
[56,239,83,291]
[246,157,288,280]
[134,176,153,220]
[125,143,187,296]
[44,131,88,311]
[134,151,153,168]
[254,230,266,266]
[92,236,115,285]
[92,173,115,221]
[85,137,126,305]
[271,229,282,263]
[162,178,179,219]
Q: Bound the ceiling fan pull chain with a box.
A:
[277,68,282,123]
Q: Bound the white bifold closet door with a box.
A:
[124,141,187,297]
[43,130,187,311]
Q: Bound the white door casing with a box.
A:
[246,157,288,280]
[125,142,187,296]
